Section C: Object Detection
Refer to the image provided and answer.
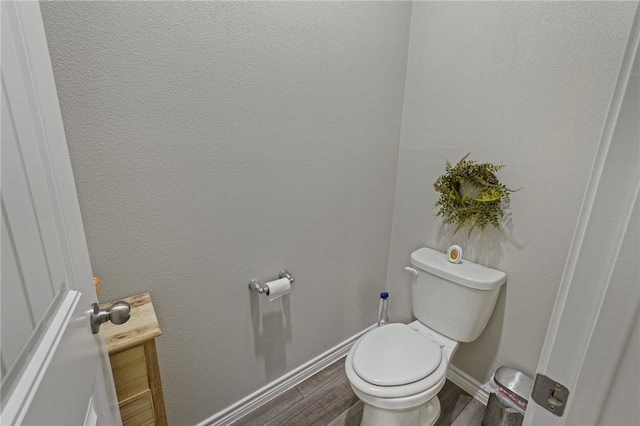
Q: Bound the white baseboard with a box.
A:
[446,364,489,406]
[198,326,489,425]
[198,324,376,426]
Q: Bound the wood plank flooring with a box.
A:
[232,358,485,426]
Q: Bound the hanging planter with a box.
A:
[433,153,517,236]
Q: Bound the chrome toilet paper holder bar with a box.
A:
[248,270,295,294]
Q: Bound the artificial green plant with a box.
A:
[433,153,517,236]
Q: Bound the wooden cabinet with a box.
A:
[101,293,167,426]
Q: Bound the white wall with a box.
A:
[39,2,411,424]
[388,1,637,384]
[39,1,639,423]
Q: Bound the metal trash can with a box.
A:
[482,367,533,426]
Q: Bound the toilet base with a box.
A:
[360,396,441,426]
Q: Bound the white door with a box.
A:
[1,1,121,424]
[524,5,640,425]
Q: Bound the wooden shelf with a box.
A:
[102,293,167,426]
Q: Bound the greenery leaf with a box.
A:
[433,153,517,236]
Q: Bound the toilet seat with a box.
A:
[353,323,442,386]
[346,324,448,399]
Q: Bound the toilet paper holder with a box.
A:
[248,270,295,294]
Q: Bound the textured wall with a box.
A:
[39,2,411,424]
[387,1,637,384]
[39,0,637,422]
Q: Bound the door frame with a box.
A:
[523,4,640,425]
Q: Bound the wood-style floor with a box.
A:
[232,358,486,426]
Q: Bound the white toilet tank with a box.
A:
[410,247,506,343]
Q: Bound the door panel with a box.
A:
[523,5,639,424]
[0,1,121,424]
[0,213,36,368]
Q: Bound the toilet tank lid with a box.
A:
[410,247,506,290]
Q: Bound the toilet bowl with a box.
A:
[345,322,458,426]
[344,247,507,426]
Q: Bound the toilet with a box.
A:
[345,247,506,426]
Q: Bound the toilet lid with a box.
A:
[353,324,442,386]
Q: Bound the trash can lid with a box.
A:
[494,366,533,406]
